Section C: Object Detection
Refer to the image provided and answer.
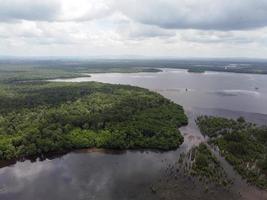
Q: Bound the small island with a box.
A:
[187,68,206,73]
[0,81,188,161]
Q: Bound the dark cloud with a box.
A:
[2,0,267,31]
[115,0,267,31]
[118,21,176,40]
[0,0,60,22]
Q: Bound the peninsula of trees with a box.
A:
[0,81,188,160]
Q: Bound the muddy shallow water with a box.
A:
[1,69,267,200]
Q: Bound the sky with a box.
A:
[1,0,267,58]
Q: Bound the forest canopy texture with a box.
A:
[0,81,188,160]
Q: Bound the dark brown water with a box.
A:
[1,69,267,200]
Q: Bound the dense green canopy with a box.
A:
[0,81,187,160]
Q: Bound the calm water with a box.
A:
[1,69,267,200]
[55,68,267,114]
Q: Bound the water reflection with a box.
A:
[1,69,267,199]
[0,150,181,200]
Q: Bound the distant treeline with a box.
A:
[1,59,267,82]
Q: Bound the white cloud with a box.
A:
[0,0,267,58]
[178,29,267,44]
[58,0,113,21]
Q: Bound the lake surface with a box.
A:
[54,68,267,114]
[1,69,267,200]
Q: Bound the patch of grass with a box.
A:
[179,143,231,187]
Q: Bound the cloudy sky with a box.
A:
[1,0,267,58]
